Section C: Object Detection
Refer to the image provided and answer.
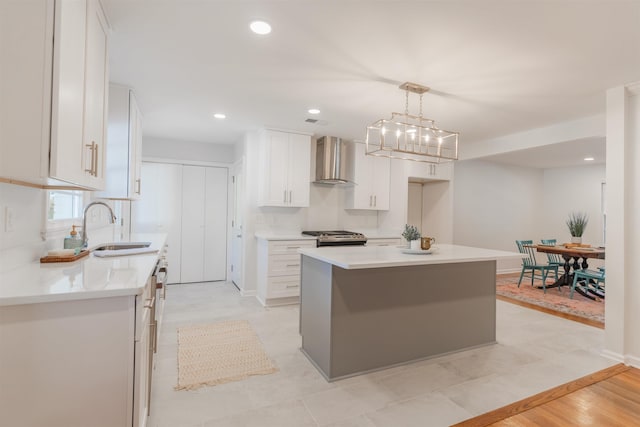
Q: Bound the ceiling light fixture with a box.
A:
[308,108,321,115]
[365,82,459,163]
[213,113,226,119]
[584,157,594,161]
[250,20,271,35]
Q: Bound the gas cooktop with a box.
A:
[302,230,367,247]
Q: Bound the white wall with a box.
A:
[453,159,543,272]
[604,82,640,368]
[0,183,46,270]
[0,183,123,271]
[541,164,605,246]
[143,136,235,163]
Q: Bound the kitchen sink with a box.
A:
[92,242,152,251]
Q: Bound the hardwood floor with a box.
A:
[452,364,640,426]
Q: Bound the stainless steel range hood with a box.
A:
[314,136,350,184]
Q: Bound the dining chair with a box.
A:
[571,268,605,299]
[515,240,558,293]
[540,239,563,280]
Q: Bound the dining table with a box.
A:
[532,244,605,299]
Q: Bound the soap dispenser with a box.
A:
[64,225,83,250]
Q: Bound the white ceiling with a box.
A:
[480,137,606,169]
[103,0,640,157]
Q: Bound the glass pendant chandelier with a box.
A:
[365,82,459,163]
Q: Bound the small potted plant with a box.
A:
[402,224,421,249]
[566,212,588,244]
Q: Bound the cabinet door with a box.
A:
[129,91,143,198]
[81,0,109,189]
[371,155,390,210]
[49,0,87,186]
[132,163,183,284]
[348,142,374,210]
[133,302,150,427]
[258,131,289,206]
[287,133,311,207]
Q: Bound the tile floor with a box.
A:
[148,281,616,427]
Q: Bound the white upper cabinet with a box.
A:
[97,85,143,199]
[406,161,452,181]
[345,142,390,210]
[0,0,109,189]
[258,130,311,207]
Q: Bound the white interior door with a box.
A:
[204,166,228,281]
[231,161,244,288]
[180,166,206,283]
[131,162,182,284]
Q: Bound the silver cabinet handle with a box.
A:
[369,195,373,207]
[286,284,299,288]
[286,263,300,267]
[283,190,287,203]
[286,246,301,249]
[85,142,96,175]
[135,178,141,194]
[144,296,155,309]
[93,143,98,176]
[374,195,377,207]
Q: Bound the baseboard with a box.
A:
[625,354,640,368]
[240,289,257,297]
[601,349,625,363]
[497,268,522,275]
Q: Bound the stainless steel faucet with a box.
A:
[82,201,117,248]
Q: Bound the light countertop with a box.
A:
[254,232,316,241]
[298,244,525,269]
[0,233,167,307]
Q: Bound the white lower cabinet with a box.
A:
[256,239,315,306]
[0,279,157,427]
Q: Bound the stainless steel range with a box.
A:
[302,230,367,247]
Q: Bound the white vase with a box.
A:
[571,236,582,244]
[410,240,421,250]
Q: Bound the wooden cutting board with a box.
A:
[40,250,90,263]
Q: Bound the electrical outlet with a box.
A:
[4,206,15,232]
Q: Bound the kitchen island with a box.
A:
[298,244,524,381]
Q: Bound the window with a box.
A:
[47,190,84,230]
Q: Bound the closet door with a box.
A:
[204,167,228,281]
[180,166,206,283]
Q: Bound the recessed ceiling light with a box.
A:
[214,113,226,119]
[250,20,271,35]
[584,157,594,161]
[308,108,320,115]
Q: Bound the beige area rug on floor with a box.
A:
[175,320,278,390]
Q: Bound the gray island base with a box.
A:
[300,255,497,381]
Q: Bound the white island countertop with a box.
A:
[298,243,524,269]
[0,233,167,307]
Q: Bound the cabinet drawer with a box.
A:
[268,240,315,255]
[268,254,302,276]
[266,276,301,298]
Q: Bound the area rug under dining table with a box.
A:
[496,273,604,328]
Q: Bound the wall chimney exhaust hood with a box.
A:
[314,136,350,184]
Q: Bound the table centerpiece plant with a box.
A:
[566,211,588,244]
[402,224,421,250]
